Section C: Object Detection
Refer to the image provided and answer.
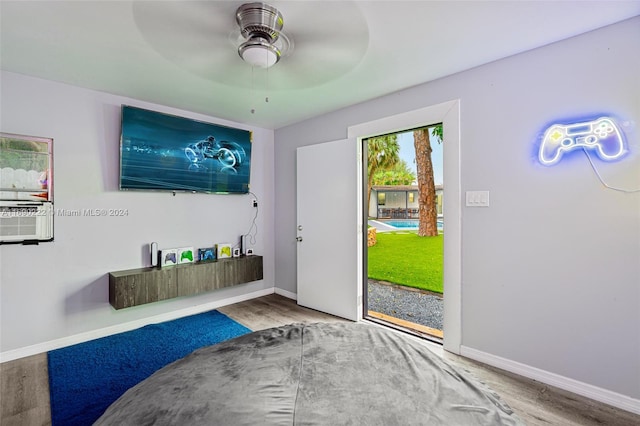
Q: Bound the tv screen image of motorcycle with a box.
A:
[119,105,252,194]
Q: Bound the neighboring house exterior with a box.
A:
[369,185,443,219]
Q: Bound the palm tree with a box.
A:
[372,159,415,186]
[366,135,400,211]
[413,125,442,237]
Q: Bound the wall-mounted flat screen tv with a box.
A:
[119,105,252,194]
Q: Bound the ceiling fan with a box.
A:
[131,1,369,90]
[234,2,291,69]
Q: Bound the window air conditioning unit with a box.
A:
[0,201,54,243]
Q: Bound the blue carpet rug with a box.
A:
[47,310,251,426]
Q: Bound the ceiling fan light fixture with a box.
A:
[239,38,281,68]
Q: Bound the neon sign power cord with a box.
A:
[583,149,640,193]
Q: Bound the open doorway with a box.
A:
[364,125,444,342]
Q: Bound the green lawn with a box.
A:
[367,231,443,294]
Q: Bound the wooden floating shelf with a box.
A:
[109,255,263,310]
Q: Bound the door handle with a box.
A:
[296,236,303,242]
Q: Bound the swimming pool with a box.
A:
[384,220,443,230]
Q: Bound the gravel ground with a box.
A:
[367,280,443,331]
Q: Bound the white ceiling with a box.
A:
[1,1,639,129]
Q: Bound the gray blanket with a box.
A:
[95,322,523,425]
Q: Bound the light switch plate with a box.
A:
[466,191,490,207]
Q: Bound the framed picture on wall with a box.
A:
[160,249,178,267]
[178,247,194,264]
[198,247,216,261]
[217,243,232,259]
[0,132,53,202]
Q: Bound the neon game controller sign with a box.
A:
[538,116,627,166]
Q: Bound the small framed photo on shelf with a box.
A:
[217,243,232,259]
[178,247,194,264]
[160,249,178,267]
[198,247,216,261]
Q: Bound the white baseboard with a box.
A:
[274,287,297,300]
[0,287,275,363]
[460,345,640,415]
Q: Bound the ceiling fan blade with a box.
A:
[132,0,370,90]
[133,1,247,81]
[133,1,234,38]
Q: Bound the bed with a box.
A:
[95,322,523,425]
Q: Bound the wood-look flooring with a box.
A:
[1,293,639,425]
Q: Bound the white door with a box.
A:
[296,138,362,321]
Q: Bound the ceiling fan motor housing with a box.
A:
[236,2,284,44]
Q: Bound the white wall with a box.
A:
[0,72,275,354]
[274,17,640,402]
